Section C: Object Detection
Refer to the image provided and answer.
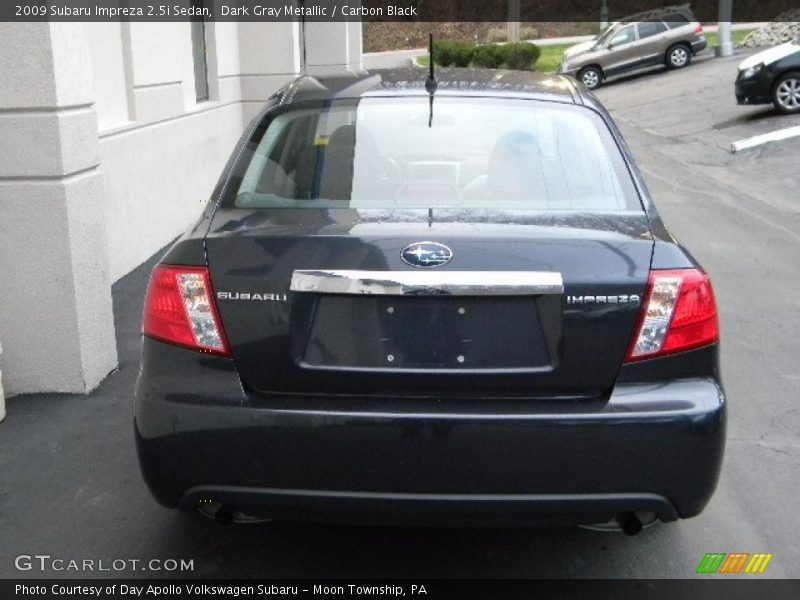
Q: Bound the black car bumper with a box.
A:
[736,72,772,105]
[135,341,726,526]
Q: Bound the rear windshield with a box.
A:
[233,97,642,212]
[664,14,690,27]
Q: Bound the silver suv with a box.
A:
[558,4,707,90]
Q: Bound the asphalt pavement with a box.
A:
[1,51,799,579]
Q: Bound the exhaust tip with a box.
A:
[198,502,272,525]
[197,502,235,524]
[214,504,235,525]
[580,511,657,534]
[616,512,643,536]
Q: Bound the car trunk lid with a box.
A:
[205,208,653,399]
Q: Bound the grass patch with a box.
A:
[535,43,574,73]
[705,29,754,48]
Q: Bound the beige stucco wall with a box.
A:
[0,19,362,399]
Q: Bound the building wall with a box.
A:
[237,21,303,123]
[0,22,118,397]
[88,22,131,131]
[92,22,239,281]
[0,19,362,398]
[88,21,308,281]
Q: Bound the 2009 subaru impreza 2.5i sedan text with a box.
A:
[135,68,725,534]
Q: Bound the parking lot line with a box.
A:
[730,125,800,153]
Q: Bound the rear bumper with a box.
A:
[135,341,726,525]
[180,488,678,526]
[692,38,708,54]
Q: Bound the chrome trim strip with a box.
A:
[290,270,563,296]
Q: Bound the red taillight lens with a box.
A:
[695,24,704,34]
[143,265,230,356]
[625,268,718,362]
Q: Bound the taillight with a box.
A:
[694,24,704,34]
[625,268,718,362]
[143,264,230,356]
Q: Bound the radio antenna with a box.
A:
[425,33,437,94]
[425,33,437,127]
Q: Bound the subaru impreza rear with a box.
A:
[135,69,725,530]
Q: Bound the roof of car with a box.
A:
[274,68,596,108]
[618,2,693,23]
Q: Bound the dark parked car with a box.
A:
[135,68,725,533]
[736,39,800,114]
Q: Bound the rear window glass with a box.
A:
[233,97,642,212]
[664,14,690,27]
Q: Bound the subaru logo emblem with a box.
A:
[400,242,453,268]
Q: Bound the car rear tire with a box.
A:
[578,66,603,90]
[666,44,691,69]
[772,71,800,114]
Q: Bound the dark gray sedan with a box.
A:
[135,68,725,534]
